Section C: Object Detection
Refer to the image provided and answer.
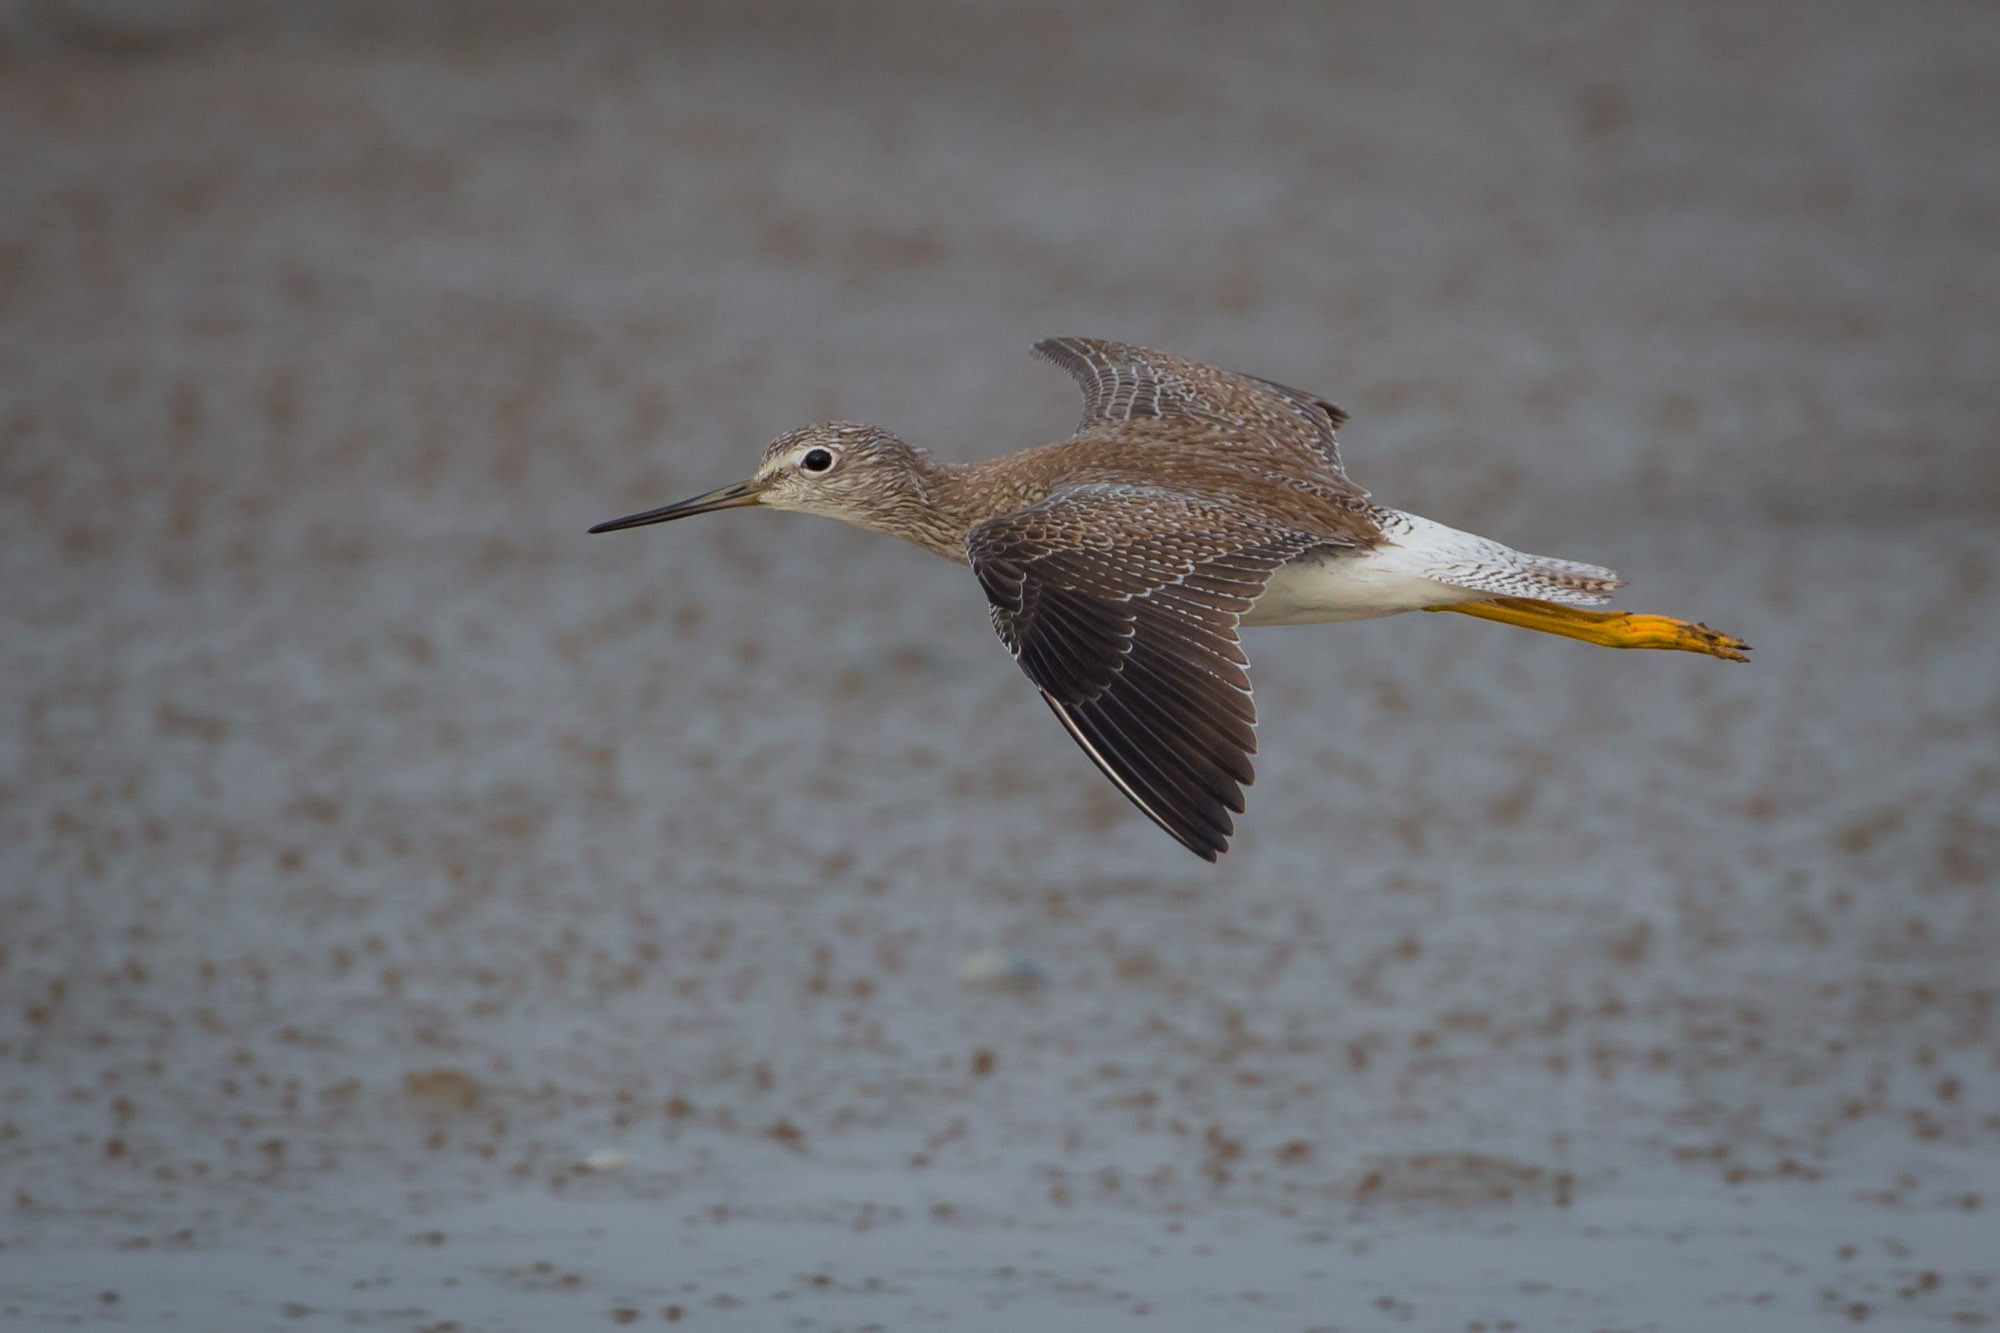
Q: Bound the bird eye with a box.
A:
[800,447,835,474]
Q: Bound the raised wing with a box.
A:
[968,484,1326,860]
[1031,336,1364,496]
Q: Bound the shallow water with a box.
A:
[3,3,1998,1329]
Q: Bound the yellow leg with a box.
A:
[1425,597,1750,662]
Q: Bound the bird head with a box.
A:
[589,423,939,540]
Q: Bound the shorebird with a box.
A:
[591,337,1747,860]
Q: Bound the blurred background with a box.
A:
[3,2,1997,1328]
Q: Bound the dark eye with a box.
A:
[800,448,834,474]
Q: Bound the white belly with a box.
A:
[1242,547,1479,627]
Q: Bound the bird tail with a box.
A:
[1395,509,1623,606]
[1385,512,1748,660]
[1421,543,1748,662]
[1451,549,1624,606]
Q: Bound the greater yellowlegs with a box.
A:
[591,337,1748,859]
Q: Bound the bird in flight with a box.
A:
[591,337,1748,860]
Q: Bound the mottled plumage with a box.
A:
[591,337,1748,860]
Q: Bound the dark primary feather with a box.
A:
[968,483,1330,860]
[1031,336,1364,496]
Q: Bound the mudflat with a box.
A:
[3,4,1996,1328]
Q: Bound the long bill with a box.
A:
[588,478,768,533]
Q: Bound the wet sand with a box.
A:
[3,3,1998,1328]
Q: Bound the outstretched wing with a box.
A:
[968,484,1326,860]
[1031,336,1365,496]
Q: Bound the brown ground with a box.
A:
[3,3,1998,1329]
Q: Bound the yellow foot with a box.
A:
[1426,597,1751,662]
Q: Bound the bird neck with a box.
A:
[830,446,974,562]
[842,444,1072,564]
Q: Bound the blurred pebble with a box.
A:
[957,951,1045,992]
[578,1149,631,1173]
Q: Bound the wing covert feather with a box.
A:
[1032,336,1364,495]
[968,484,1324,859]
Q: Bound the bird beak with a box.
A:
[588,477,769,534]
